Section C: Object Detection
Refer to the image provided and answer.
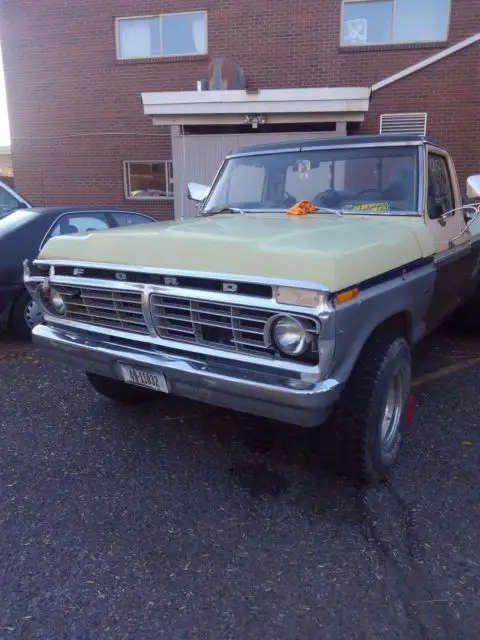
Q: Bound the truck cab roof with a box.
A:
[227,133,446,158]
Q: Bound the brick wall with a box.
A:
[11,132,174,217]
[364,45,480,190]
[0,0,478,215]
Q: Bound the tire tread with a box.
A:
[331,330,411,485]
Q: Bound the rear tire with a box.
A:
[86,372,157,404]
[330,331,412,486]
[449,285,480,333]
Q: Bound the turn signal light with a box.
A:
[334,288,359,305]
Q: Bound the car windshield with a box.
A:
[0,208,37,237]
[0,205,22,218]
[204,144,420,215]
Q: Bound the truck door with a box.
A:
[423,146,477,331]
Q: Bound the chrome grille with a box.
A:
[54,285,149,335]
[149,294,317,357]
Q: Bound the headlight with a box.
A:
[41,284,66,316]
[275,286,322,308]
[272,315,311,356]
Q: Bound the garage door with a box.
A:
[171,129,341,219]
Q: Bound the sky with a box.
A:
[0,46,11,146]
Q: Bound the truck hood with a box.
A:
[37,213,434,292]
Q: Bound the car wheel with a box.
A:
[330,331,414,486]
[11,290,43,341]
[86,372,157,404]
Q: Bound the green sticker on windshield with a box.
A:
[350,201,391,213]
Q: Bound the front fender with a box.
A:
[330,260,436,385]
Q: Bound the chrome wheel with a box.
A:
[24,299,43,329]
[380,366,408,453]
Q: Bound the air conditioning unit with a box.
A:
[380,113,428,135]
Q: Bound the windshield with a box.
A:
[0,208,37,237]
[204,145,420,215]
[0,184,29,215]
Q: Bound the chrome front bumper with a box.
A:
[32,324,343,427]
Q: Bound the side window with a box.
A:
[427,154,454,219]
[48,213,110,240]
[111,212,152,227]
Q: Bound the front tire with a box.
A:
[330,332,413,486]
[11,290,43,341]
[86,372,157,404]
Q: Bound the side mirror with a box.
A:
[187,182,210,203]
[466,175,480,200]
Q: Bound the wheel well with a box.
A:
[372,312,413,345]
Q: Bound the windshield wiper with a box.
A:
[201,206,245,217]
[314,206,343,218]
[201,204,343,218]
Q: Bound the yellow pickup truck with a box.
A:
[23,134,480,485]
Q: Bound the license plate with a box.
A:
[119,365,169,393]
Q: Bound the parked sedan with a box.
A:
[0,206,155,340]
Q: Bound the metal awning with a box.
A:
[141,87,371,126]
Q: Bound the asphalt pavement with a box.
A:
[0,328,479,640]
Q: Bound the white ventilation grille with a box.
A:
[379,112,428,135]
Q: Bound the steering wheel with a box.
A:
[357,188,385,198]
[280,190,296,206]
[264,191,297,208]
[312,188,341,207]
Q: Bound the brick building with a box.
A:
[0,0,478,219]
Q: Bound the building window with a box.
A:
[123,161,174,200]
[116,11,207,59]
[341,0,450,46]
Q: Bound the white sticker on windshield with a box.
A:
[296,159,311,181]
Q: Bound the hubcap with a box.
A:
[24,300,43,329]
[380,366,408,452]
